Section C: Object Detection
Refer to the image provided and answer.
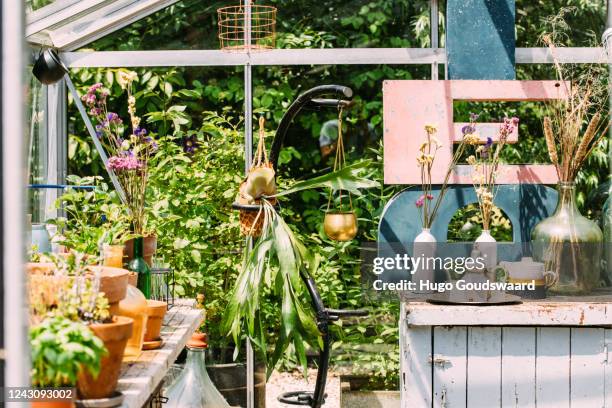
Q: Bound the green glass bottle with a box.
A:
[129,236,151,299]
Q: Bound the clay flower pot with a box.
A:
[124,235,157,267]
[144,300,167,342]
[187,332,208,348]
[323,212,358,241]
[31,401,74,408]
[87,266,130,305]
[77,316,133,400]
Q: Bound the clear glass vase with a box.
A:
[531,182,603,295]
[165,345,230,408]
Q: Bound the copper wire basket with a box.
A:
[218,1,277,52]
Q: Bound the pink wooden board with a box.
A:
[383,80,563,185]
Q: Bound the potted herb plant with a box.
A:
[30,316,107,408]
[28,253,134,401]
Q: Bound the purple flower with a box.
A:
[133,127,148,138]
[88,83,103,93]
[470,112,480,122]
[462,125,476,135]
[107,154,142,171]
[182,134,198,155]
[485,137,493,147]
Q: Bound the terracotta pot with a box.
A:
[144,300,167,342]
[323,212,358,241]
[87,266,130,305]
[187,332,208,348]
[77,316,134,400]
[124,235,157,267]
[31,401,74,408]
[26,264,129,309]
[127,271,138,287]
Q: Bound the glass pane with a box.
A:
[26,70,48,224]
[83,0,435,51]
[515,0,606,47]
[26,0,58,12]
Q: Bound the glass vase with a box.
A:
[531,182,603,295]
[165,344,230,408]
[118,285,148,359]
[128,236,151,299]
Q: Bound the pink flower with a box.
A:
[107,154,142,171]
[415,194,434,208]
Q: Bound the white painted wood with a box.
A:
[535,328,570,408]
[570,328,606,407]
[466,327,502,407]
[605,330,612,405]
[404,300,612,327]
[501,327,536,407]
[401,307,433,408]
[117,300,203,408]
[432,326,467,408]
[59,47,605,68]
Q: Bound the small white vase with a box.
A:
[413,228,437,292]
[475,229,497,272]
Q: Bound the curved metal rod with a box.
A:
[269,85,354,171]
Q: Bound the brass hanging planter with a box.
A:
[234,117,277,237]
[218,0,277,52]
[324,107,358,242]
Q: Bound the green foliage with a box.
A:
[61,0,609,391]
[30,316,107,387]
[48,175,134,254]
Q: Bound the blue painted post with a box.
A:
[446,0,516,80]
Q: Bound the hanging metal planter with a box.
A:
[233,117,277,237]
[323,107,358,242]
[217,0,277,52]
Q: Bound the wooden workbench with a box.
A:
[399,290,612,408]
[117,300,204,408]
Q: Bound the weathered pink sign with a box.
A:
[383,80,563,185]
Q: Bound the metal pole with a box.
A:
[243,2,255,408]
[604,0,612,169]
[64,74,127,204]
[2,0,29,394]
[430,0,439,80]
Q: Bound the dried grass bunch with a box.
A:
[541,9,610,183]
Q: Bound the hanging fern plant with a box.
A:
[223,119,378,374]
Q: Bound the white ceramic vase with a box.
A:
[475,229,497,272]
[412,228,437,292]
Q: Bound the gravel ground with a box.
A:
[265,369,340,408]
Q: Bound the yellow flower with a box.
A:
[467,155,477,165]
[463,132,481,145]
[424,124,438,134]
[476,146,484,153]
[419,141,428,152]
[117,70,138,89]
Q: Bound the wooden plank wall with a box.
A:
[402,326,612,407]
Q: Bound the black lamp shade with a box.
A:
[32,49,68,85]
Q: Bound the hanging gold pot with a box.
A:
[323,106,359,242]
[324,211,357,242]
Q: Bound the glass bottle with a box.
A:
[531,182,603,295]
[165,335,230,408]
[129,236,151,299]
[117,285,148,358]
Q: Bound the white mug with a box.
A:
[497,257,556,287]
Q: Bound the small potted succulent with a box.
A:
[30,316,107,408]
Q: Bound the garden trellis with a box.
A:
[2,0,610,402]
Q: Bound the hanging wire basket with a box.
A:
[217,1,277,52]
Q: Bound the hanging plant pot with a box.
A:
[324,211,358,242]
[234,117,277,237]
[323,106,359,242]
